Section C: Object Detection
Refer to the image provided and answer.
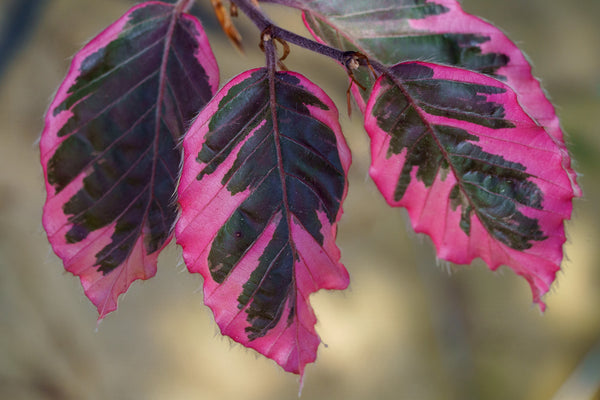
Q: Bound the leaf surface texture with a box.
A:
[364,62,573,309]
[40,1,219,317]
[176,68,351,375]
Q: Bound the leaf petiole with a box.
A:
[175,0,195,13]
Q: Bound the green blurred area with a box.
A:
[0,0,599,399]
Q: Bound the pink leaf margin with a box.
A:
[40,1,219,319]
[176,69,351,376]
[365,62,574,311]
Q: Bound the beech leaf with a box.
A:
[261,0,579,196]
[40,1,219,318]
[364,62,574,309]
[176,68,351,376]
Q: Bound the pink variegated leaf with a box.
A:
[40,1,219,318]
[260,0,579,196]
[365,61,574,310]
[176,68,351,376]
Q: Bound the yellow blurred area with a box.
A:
[1,0,599,399]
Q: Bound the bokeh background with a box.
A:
[1,0,599,399]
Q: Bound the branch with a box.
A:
[230,0,350,65]
[230,0,395,105]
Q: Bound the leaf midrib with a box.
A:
[137,7,182,251]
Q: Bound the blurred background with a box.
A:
[0,0,599,399]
